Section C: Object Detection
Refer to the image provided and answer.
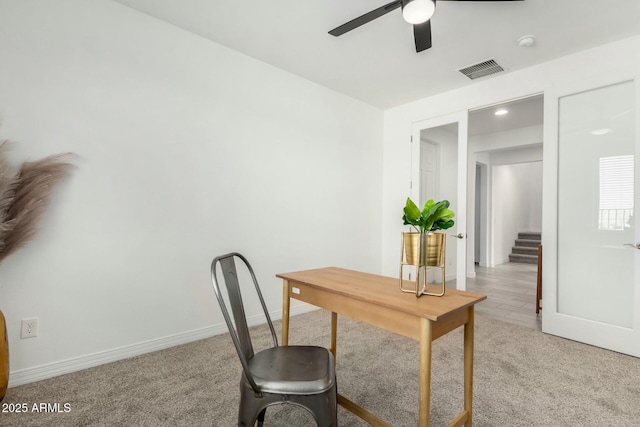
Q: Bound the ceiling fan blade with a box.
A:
[413,20,432,52]
[438,0,523,2]
[329,0,403,36]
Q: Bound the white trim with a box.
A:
[8,303,318,387]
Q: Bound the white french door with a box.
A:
[543,71,640,356]
[411,111,468,290]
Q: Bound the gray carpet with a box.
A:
[2,310,639,426]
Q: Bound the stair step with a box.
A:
[512,246,538,255]
[509,253,538,264]
[518,232,541,240]
[515,239,541,247]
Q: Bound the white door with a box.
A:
[420,141,439,283]
[411,111,468,290]
[543,74,640,356]
[420,141,438,203]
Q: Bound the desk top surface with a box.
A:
[277,267,486,321]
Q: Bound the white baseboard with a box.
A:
[8,303,318,388]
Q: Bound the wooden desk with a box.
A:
[277,267,486,427]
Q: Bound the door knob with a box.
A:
[452,233,465,239]
[623,243,640,249]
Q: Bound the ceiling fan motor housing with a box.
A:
[329,0,522,53]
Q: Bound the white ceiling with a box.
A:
[469,94,543,136]
[112,0,640,110]
[420,94,543,139]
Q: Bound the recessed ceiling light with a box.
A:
[494,109,508,116]
[591,128,612,135]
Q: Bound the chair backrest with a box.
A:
[210,253,278,391]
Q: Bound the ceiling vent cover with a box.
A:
[458,59,504,80]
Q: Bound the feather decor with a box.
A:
[0,143,19,255]
[0,140,75,264]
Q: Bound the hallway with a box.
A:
[466,262,541,331]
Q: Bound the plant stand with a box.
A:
[399,232,446,297]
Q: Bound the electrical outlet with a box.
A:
[21,318,39,339]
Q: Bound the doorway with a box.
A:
[465,94,544,330]
[420,124,457,284]
[411,111,468,291]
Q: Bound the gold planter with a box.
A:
[400,232,446,297]
[0,310,8,402]
[403,232,445,267]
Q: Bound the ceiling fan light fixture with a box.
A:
[402,0,435,25]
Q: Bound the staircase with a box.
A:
[509,232,541,264]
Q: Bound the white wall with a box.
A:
[0,0,383,384]
[492,161,543,264]
[382,35,640,278]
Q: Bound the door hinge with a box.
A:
[410,135,413,143]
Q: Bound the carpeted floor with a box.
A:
[2,309,639,426]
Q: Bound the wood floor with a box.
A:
[465,262,541,331]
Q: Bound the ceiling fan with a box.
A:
[329,0,523,53]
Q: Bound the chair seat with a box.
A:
[246,346,335,395]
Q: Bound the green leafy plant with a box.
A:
[402,197,455,234]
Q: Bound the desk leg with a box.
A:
[282,279,290,346]
[418,318,433,427]
[464,306,475,426]
[330,312,338,358]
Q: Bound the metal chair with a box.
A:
[211,253,338,427]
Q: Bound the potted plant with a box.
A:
[0,141,74,402]
[402,197,455,266]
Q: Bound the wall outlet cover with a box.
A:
[21,318,39,339]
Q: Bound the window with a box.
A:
[599,155,634,231]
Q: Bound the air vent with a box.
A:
[458,59,504,80]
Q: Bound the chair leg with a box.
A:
[326,382,338,427]
[257,408,266,427]
[237,387,260,427]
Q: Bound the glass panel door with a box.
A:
[545,77,640,357]
[557,81,635,327]
[411,112,468,290]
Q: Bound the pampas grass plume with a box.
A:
[0,141,75,263]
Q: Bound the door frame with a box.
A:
[411,111,468,290]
